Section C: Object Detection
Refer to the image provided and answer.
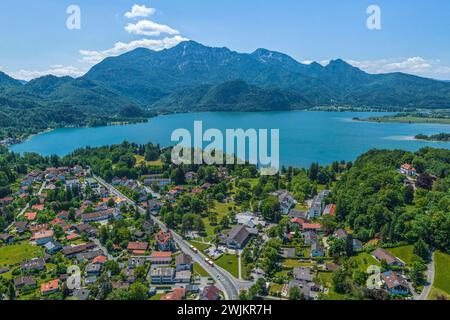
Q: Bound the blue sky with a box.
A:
[1,0,449,80]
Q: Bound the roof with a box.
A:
[323,204,336,216]
[161,288,185,300]
[372,248,402,265]
[32,230,54,240]
[382,271,409,289]
[14,276,36,287]
[302,223,322,230]
[290,217,305,225]
[151,251,173,259]
[201,285,221,300]
[24,212,37,220]
[127,242,149,251]
[155,230,172,244]
[292,267,314,282]
[334,229,348,239]
[150,267,175,277]
[227,225,251,246]
[41,279,59,293]
[175,253,192,266]
[92,255,107,264]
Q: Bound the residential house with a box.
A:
[277,191,295,215]
[44,241,62,255]
[0,233,14,244]
[32,230,54,245]
[382,271,410,295]
[127,242,149,255]
[149,267,175,284]
[149,251,173,265]
[200,285,221,300]
[372,248,405,267]
[161,288,185,301]
[302,223,322,233]
[302,231,317,246]
[175,253,193,271]
[352,239,364,252]
[334,229,348,240]
[85,263,102,276]
[14,221,28,234]
[41,279,59,295]
[288,279,320,300]
[311,241,325,257]
[281,247,296,259]
[63,243,96,258]
[21,258,46,271]
[14,276,36,289]
[400,164,417,177]
[155,230,174,252]
[292,267,314,282]
[81,208,121,223]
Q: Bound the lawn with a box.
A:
[317,271,351,300]
[135,155,163,167]
[349,252,380,272]
[431,251,450,296]
[0,243,44,266]
[149,293,164,300]
[282,259,314,269]
[193,262,210,277]
[214,254,239,278]
[386,245,414,265]
[188,240,210,253]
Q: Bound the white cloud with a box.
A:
[79,35,189,64]
[346,57,450,79]
[125,19,179,36]
[6,65,86,81]
[125,4,155,18]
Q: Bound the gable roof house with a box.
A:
[292,267,314,282]
[372,248,405,267]
[381,270,410,295]
[226,225,254,249]
[127,242,149,255]
[200,285,221,300]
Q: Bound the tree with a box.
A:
[7,281,15,300]
[416,173,433,190]
[128,281,148,300]
[413,239,430,261]
[171,167,185,185]
[288,286,301,300]
[410,261,426,287]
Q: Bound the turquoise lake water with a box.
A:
[10,111,450,167]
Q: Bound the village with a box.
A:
[0,153,434,301]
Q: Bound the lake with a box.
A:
[10,111,450,167]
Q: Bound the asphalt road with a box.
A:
[93,174,252,300]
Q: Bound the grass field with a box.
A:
[282,259,314,269]
[214,254,239,278]
[430,251,450,298]
[387,245,414,265]
[149,293,164,300]
[349,252,380,272]
[0,243,44,266]
[188,240,210,253]
[316,271,351,300]
[193,262,210,277]
[135,155,163,167]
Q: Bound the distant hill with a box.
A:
[83,40,450,109]
[152,80,310,112]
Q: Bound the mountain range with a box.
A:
[1,40,450,138]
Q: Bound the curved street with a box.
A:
[94,174,253,300]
